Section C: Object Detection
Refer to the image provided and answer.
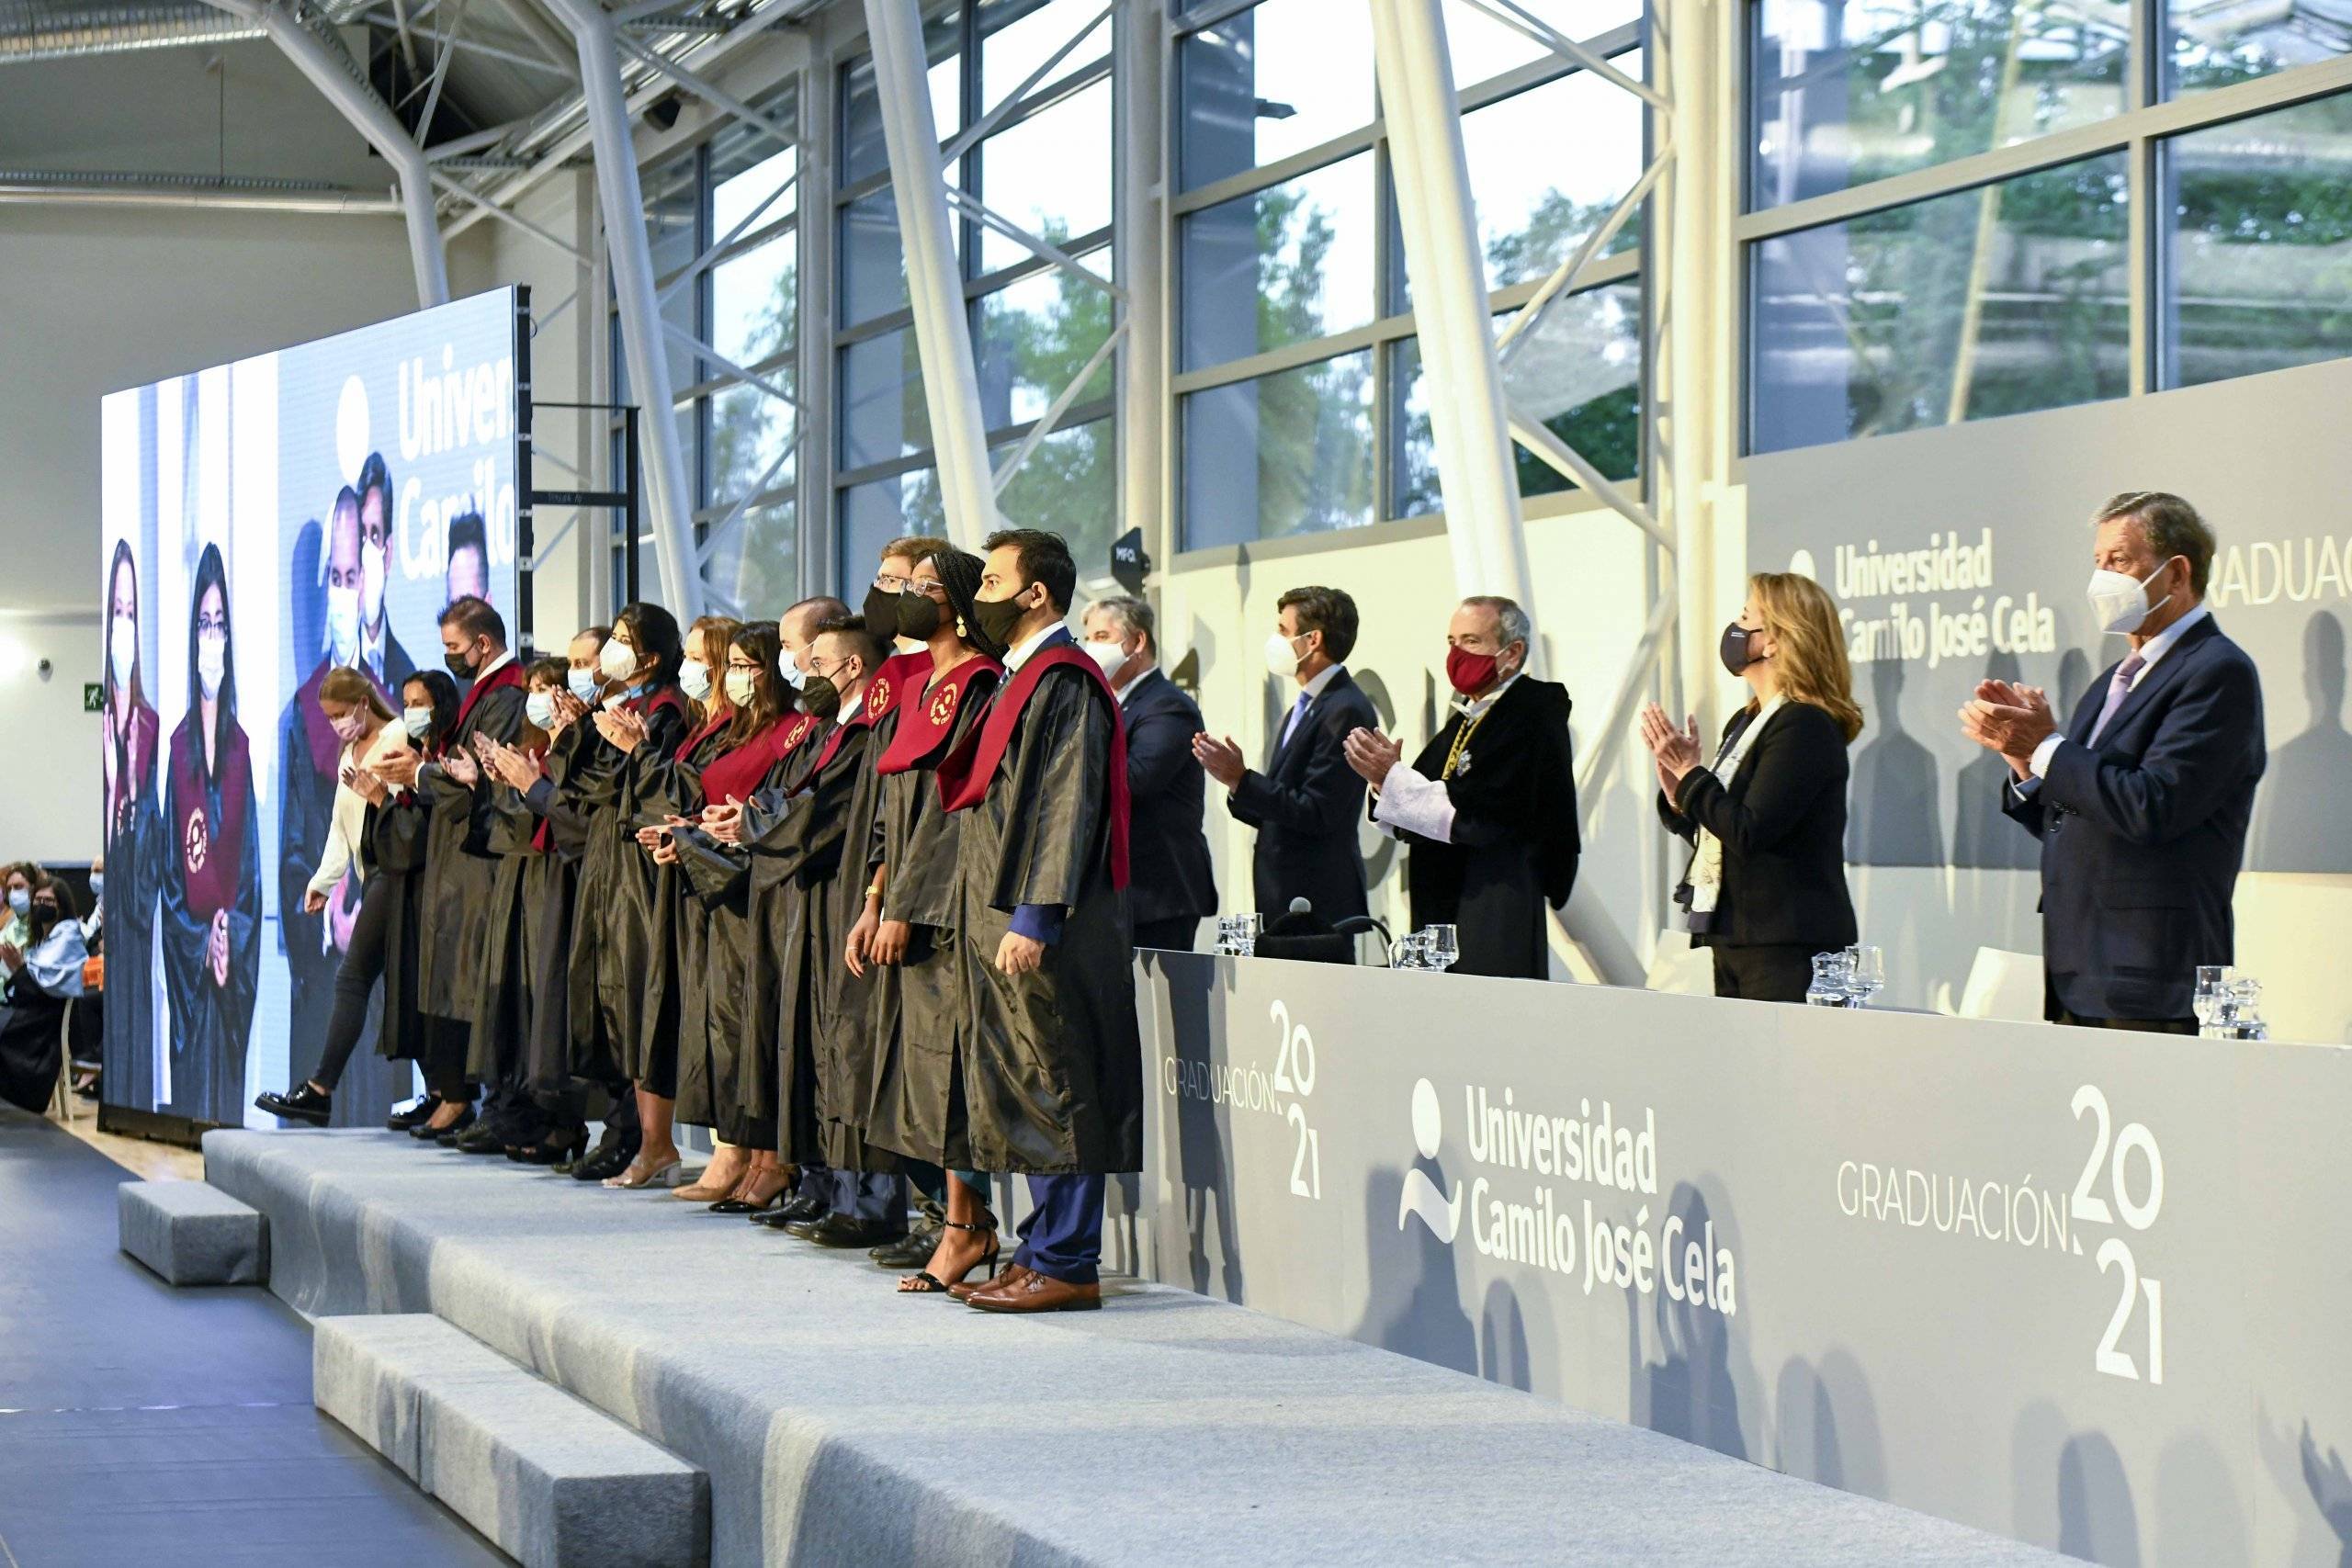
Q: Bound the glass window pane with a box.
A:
[839,188,909,327]
[1748,152,2130,456]
[713,231,796,371]
[1181,349,1376,548]
[993,418,1115,571]
[979,0,1111,105]
[1178,0,1375,191]
[839,327,931,471]
[1393,284,1643,517]
[710,85,797,238]
[703,500,796,621]
[840,16,966,187]
[710,378,797,507]
[839,469,947,596]
[1442,0,1642,87]
[976,76,1114,273]
[644,152,700,276]
[2168,0,2352,95]
[1180,150,1376,371]
[977,255,1114,430]
[2165,91,2352,388]
[1750,0,2127,210]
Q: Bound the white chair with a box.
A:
[1958,947,2044,1022]
[1644,930,1718,997]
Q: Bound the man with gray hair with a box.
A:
[1963,491,2265,1032]
[1341,595,1579,978]
[1080,595,1216,950]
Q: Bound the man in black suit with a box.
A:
[1964,491,2265,1032]
[1081,595,1217,951]
[1193,586,1377,922]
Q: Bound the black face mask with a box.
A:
[1719,622,1764,676]
[972,591,1030,654]
[445,649,477,679]
[862,583,899,633]
[895,592,943,642]
[799,674,842,720]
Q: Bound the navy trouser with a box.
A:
[1015,1174,1106,1284]
[831,1168,905,1222]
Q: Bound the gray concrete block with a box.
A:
[314,1314,707,1568]
[117,1179,267,1285]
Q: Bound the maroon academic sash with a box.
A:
[454,658,527,733]
[856,650,931,745]
[698,711,821,807]
[874,652,1001,777]
[935,643,1129,890]
[168,714,253,917]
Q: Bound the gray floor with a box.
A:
[208,1126,2071,1568]
[0,1107,507,1568]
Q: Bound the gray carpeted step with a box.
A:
[117,1178,268,1285]
[315,1312,708,1568]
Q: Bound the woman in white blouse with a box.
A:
[254,668,412,1123]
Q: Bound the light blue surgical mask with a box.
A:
[88,872,104,903]
[678,658,712,703]
[525,691,557,730]
[6,888,28,917]
[567,668,598,704]
[403,706,433,739]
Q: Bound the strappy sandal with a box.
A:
[897,1215,1001,1294]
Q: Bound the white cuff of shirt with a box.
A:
[1373,761,1456,843]
[2027,733,2064,780]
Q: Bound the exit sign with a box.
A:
[84,683,102,713]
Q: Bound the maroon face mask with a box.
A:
[1445,645,1500,695]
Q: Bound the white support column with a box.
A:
[543,0,704,618]
[207,0,448,305]
[862,0,998,553]
[1115,0,1167,560]
[1366,0,1531,612]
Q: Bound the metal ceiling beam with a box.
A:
[0,175,401,212]
[0,0,261,62]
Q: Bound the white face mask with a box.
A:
[723,669,757,707]
[599,637,639,681]
[2086,558,2176,637]
[678,658,712,703]
[360,540,387,625]
[1263,630,1306,680]
[109,615,137,688]
[1081,638,1129,682]
[197,634,227,697]
[326,584,360,661]
[567,668,598,704]
[525,691,557,730]
[777,657,808,692]
[402,705,433,739]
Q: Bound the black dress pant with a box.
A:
[311,875,391,1092]
[1708,942,1815,1003]
[1133,917,1201,953]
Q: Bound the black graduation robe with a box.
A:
[627,712,733,1097]
[415,662,529,1022]
[367,776,438,1066]
[158,711,262,1125]
[942,649,1143,1174]
[514,720,600,1090]
[1385,675,1579,980]
[860,659,1001,1168]
[578,689,692,1087]
[466,762,550,1086]
[101,695,161,1109]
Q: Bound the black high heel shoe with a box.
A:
[896,1216,1000,1295]
[411,1105,475,1142]
[514,1124,590,1167]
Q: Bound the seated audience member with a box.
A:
[1642,572,1861,1003]
[1343,595,1577,978]
[1191,587,1376,922]
[1081,595,1216,952]
[0,880,88,1112]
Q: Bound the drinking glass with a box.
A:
[1389,931,1430,970]
[2193,965,2231,1032]
[2226,976,2263,1038]
[1806,952,1854,1007]
[1421,925,1459,973]
[1216,914,1261,957]
[1845,944,1885,1006]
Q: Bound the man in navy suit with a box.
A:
[1964,492,2265,1032]
[1193,586,1378,922]
[1080,595,1217,951]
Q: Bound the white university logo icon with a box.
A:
[1397,1077,1464,1241]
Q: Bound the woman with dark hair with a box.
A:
[100,537,161,1107]
[0,880,89,1113]
[571,602,695,1187]
[159,543,261,1124]
[666,620,825,1211]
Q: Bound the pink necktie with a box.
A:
[2087,652,2146,745]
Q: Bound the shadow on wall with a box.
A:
[1173,962,1244,1302]
[1351,1164,1477,1377]
[1849,655,1944,867]
[1771,1348,1887,1500]
[2249,609,2352,873]
[2013,1398,2141,1566]
[1952,649,2037,871]
[1627,1181,1751,1461]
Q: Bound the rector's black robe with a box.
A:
[861,664,1001,1168]
[158,713,261,1125]
[416,667,529,1022]
[947,660,1143,1174]
[1385,676,1579,980]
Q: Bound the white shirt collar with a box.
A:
[837,689,865,726]
[2131,604,2209,676]
[1453,671,1521,722]
[360,615,386,673]
[1114,663,1155,705]
[1295,662,1344,705]
[1003,622,1069,673]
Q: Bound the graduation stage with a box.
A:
[200,1126,2063,1566]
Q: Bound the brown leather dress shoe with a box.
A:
[964,1269,1101,1314]
[948,1263,1029,1303]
